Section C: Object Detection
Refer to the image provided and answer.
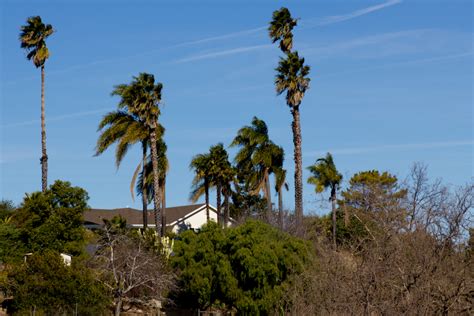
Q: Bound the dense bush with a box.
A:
[12,180,89,257]
[5,251,108,315]
[170,220,312,314]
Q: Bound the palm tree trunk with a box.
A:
[278,188,283,230]
[41,65,48,192]
[141,144,148,230]
[161,178,166,237]
[149,128,162,235]
[216,183,222,226]
[205,178,210,222]
[265,170,272,222]
[224,188,230,228]
[291,107,303,231]
[331,187,337,249]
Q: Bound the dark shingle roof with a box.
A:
[84,204,206,226]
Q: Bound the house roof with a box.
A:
[84,204,207,227]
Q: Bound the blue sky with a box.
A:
[1,0,472,215]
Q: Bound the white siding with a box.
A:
[171,206,232,233]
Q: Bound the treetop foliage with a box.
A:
[12,180,89,257]
[170,220,311,314]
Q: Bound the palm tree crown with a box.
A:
[308,152,342,247]
[112,73,162,129]
[95,110,152,168]
[231,117,283,220]
[307,153,342,194]
[268,7,297,53]
[19,16,53,68]
[111,73,164,235]
[190,152,212,222]
[275,51,310,109]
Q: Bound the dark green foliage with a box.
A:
[13,180,89,256]
[268,7,297,53]
[6,251,108,315]
[0,223,25,264]
[338,170,407,245]
[19,16,53,68]
[229,185,267,220]
[0,200,15,220]
[171,220,311,314]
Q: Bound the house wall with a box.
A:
[172,207,232,233]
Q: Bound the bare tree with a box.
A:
[90,225,174,316]
[283,164,474,315]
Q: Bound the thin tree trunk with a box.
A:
[265,170,272,222]
[141,143,148,230]
[224,188,230,228]
[161,177,166,237]
[150,128,162,236]
[331,187,337,249]
[41,65,48,192]
[278,188,283,230]
[205,178,210,222]
[114,297,122,316]
[291,107,303,231]
[344,202,349,227]
[216,183,222,226]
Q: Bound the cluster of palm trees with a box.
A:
[190,117,287,228]
[95,73,168,237]
[20,8,345,241]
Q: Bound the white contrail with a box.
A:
[174,44,271,64]
[0,108,112,128]
[4,1,403,82]
[316,0,402,26]
[305,140,474,157]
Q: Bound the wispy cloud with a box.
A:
[174,44,272,64]
[304,29,429,57]
[172,26,267,48]
[305,140,474,157]
[316,0,402,26]
[0,108,112,128]
[322,51,473,77]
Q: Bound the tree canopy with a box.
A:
[170,220,311,314]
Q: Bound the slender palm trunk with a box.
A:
[291,106,303,231]
[216,183,222,226]
[265,170,272,222]
[149,128,162,235]
[331,187,337,249]
[40,65,48,192]
[141,144,148,230]
[205,178,210,222]
[278,188,283,230]
[224,188,230,228]
[161,178,166,237]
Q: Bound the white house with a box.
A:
[84,203,234,233]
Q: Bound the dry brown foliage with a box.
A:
[284,164,473,315]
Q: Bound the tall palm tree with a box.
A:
[274,167,289,230]
[307,153,342,248]
[208,143,234,226]
[112,73,164,235]
[20,16,54,192]
[231,117,282,221]
[190,153,212,222]
[270,8,310,231]
[130,132,167,233]
[274,51,310,230]
[95,110,156,229]
[268,7,297,53]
